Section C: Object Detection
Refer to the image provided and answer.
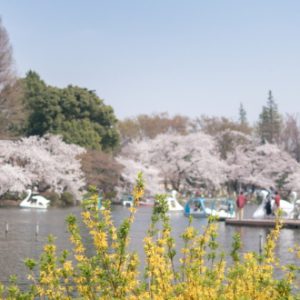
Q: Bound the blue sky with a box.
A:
[1,1,300,123]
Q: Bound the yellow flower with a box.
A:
[81,210,91,220]
[63,260,73,273]
[74,254,85,262]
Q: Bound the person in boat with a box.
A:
[193,200,201,211]
[236,191,247,220]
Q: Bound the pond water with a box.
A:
[0,204,299,286]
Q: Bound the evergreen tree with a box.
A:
[22,71,120,151]
[257,90,282,144]
[239,103,247,125]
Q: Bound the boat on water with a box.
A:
[122,194,134,207]
[122,193,155,207]
[184,197,208,217]
[290,192,300,219]
[208,198,236,220]
[166,190,184,212]
[253,190,294,219]
[184,197,236,220]
[139,198,155,207]
[19,189,50,209]
[82,192,105,211]
[184,197,207,218]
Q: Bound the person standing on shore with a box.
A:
[273,191,281,214]
[236,191,247,220]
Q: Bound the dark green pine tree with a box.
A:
[238,103,248,126]
[257,90,282,144]
[22,71,120,151]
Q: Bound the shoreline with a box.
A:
[0,200,20,207]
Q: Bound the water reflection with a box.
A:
[0,204,300,285]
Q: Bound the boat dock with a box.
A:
[225,218,300,229]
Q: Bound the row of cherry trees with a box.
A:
[117,130,300,196]
[2,130,298,199]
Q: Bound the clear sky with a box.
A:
[1,1,300,123]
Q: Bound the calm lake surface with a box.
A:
[0,204,299,286]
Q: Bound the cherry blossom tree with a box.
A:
[118,132,228,194]
[0,164,32,195]
[285,172,300,195]
[0,135,86,199]
[227,142,300,193]
[116,156,163,196]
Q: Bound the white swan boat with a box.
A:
[166,191,184,212]
[253,190,293,219]
[19,189,50,209]
[289,192,300,219]
[207,198,236,220]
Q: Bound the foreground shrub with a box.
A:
[1,173,300,299]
